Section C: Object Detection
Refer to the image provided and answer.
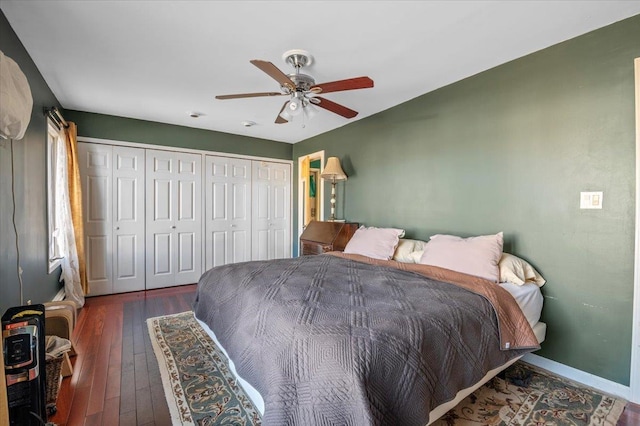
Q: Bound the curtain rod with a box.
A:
[44,106,69,129]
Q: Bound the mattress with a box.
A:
[498,281,544,327]
[195,318,546,423]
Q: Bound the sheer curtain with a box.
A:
[54,122,85,307]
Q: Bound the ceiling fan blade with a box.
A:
[314,96,358,119]
[275,101,289,124]
[310,76,374,94]
[250,60,296,91]
[215,92,284,100]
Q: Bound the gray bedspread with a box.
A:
[193,253,539,425]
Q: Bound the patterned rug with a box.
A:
[147,311,261,425]
[431,363,626,426]
[147,311,626,426]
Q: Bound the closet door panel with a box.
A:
[251,161,291,261]
[79,143,113,296]
[270,163,291,259]
[212,182,227,221]
[205,156,251,269]
[251,166,270,261]
[232,230,249,263]
[153,180,173,221]
[86,236,108,283]
[230,177,251,263]
[254,229,270,261]
[153,233,173,275]
[177,180,196,221]
[146,150,177,289]
[115,234,136,277]
[174,153,202,285]
[112,146,145,293]
[178,232,196,271]
[211,231,227,267]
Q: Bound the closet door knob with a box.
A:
[231,224,237,228]
[171,225,176,229]
[115,227,120,230]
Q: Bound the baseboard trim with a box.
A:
[52,287,66,302]
[523,353,631,401]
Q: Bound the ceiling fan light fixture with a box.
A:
[304,103,319,120]
[216,50,374,125]
[279,107,293,122]
[287,96,303,116]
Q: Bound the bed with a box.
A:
[193,234,546,425]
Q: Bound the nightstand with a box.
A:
[299,221,359,256]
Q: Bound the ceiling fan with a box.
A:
[215,49,374,124]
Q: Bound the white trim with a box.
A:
[52,287,66,302]
[631,56,640,404]
[47,120,65,273]
[77,136,292,165]
[523,353,630,400]
[297,150,326,247]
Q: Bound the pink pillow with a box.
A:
[418,232,504,282]
[344,227,405,260]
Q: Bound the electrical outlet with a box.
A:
[26,299,31,305]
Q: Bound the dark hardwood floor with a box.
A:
[49,285,640,426]
[49,284,197,426]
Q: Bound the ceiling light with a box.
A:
[242,121,256,127]
[287,98,303,116]
[188,111,203,118]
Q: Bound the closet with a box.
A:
[145,149,203,289]
[78,141,291,295]
[204,156,252,269]
[78,143,145,296]
[252,161,291,260]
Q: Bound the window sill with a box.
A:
[48,258,62,274]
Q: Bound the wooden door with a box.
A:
[251,161,291,260]
[78,143,113,296]
[112,146,145,293]
[205,156,251,270]
[146,149,202,289]
[174,152,202,285]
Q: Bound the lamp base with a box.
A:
[326,219,346,223]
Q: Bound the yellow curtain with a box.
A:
[65,122,88,294]
[301,156,312,226]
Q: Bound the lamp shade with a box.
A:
[320,157,347,181]
[0,50,33,140]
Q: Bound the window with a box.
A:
[47,119,65,272]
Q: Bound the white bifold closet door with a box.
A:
[205,156,252,269]
[145,149,202,289]
[78,143,145,296]
[252,161,291,261]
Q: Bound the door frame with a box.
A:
[631,57,640,403]
[297,150,325,243]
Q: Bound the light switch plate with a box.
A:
[580,191,603,209]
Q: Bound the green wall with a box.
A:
[0,11,62,314]
[293,15,639,385]
[65,110,292,160]
[3,3,637,387]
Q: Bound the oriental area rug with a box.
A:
[147,311,626,426]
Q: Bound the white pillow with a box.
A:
[418,232,504,282]
[393,239,428,263]
[499,253,546,287]
[344,226,405,260]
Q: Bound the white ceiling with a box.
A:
[2,1,640,144]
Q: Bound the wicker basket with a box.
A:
[45,355,64,406]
